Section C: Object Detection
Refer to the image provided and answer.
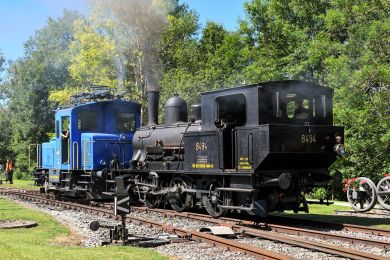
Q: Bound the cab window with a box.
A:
[214,93,246,128]
[271,92,324,121]
[285,93,310,120]
[117,113,136,132]
[78,111,98,131]
[62,116,70,131]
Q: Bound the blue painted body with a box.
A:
[39,100,141,183]
[41,139,56,168]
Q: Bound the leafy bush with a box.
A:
[14,169,23,180]
[14,169,32,180]
[309,187,329,200]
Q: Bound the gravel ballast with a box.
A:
[4,195,389,259]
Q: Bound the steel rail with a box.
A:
[137,208,388,260]
[1,188,388,259]
[6,188,390,237]
[135,207,390,250]
[0,189,291,260]
[263,215,390,237]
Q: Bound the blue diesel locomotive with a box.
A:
[34,92,141,200]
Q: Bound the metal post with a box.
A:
[36,144,41,168]
[121,215,126,245]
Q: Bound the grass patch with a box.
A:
[271,203,390,230]
[0,179,40,190]
[0,197,168,259]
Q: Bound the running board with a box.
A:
[217,187,255,193]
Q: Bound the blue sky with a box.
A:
[0,0,247,62]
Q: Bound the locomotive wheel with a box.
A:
[169,177,192,212]
[144,177,162,209]
[202,183,231,218]
[346,177,377,212]
[145,193,161,208]
[376,176,390,211]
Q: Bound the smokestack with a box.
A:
[148,91,159,125]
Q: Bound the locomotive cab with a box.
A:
[35,97,141,200]
[183,80,343,215]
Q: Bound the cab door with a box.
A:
[59,116,71,169]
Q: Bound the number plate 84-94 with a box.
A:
[301,134,316,143]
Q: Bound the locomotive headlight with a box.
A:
[100,159,107,166]
[119,134,126,140]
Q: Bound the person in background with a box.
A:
[5,159,14,184]
[61,127,70,140]
[294,97,309,120]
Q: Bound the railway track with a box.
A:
[132,208,390,256]
[0,188,290,260]
[0,187,389,260]
[335,210,390,218]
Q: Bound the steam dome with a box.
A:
[165,95,187,124]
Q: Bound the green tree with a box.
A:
[68,16,118,88]
[4,10,81,171]
[0,106,13,163]
[0,50,5,83]
[160,6,247,113]
[240,0,389,180]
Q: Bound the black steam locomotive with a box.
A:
[111,80,344,217]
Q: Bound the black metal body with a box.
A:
[116,80,344,217]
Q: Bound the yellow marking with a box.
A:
[192,163,214,169]
[239,161,251,166]
[238,165,252,170]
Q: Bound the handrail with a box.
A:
[37,144,41,168]
[67,139,70,172]
[72,141,79,169]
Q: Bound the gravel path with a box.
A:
[128,208,390,257]
[5,195,389,259]
[4,196,253,260]
[280,229,390,257]
[237,237,347,260]
[334,209,390,219]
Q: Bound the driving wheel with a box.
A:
[168,177,192,212]
[202,182,231,218]
[144,176,162,209]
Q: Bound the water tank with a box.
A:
[165,95,188,125]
